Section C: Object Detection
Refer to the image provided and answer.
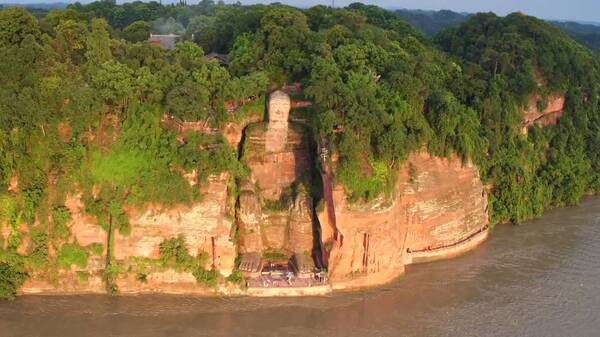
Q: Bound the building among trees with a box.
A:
[148,33,180,50]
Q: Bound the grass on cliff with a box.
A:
[26,228,50,270]
[262,249,287,261]
[158,236,218,288]
[51,206,72,241]
[57,243,89,270]
[235,96,265,122]
[226,270,245,286]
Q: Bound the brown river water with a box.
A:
[2,197,600,337]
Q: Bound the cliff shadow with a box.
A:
[294,124,326,270]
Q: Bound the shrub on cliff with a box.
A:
[27,228,49,270]
[57,244,89,270]
[0,261,26,300]
[158,236,217,287]
[225,270,245,286]
[51,206,72,241]
[159,236,196,271]
[192,268,219,288]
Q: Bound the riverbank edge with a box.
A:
[16,228,489,297]
[329,228,489,292]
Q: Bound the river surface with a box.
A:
[2,197,600,337]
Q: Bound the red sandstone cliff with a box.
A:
[319,152,489,289]
[521,94,565,133]
[10,89,492,295]
[16,151,489,294]
[19,173,236,295]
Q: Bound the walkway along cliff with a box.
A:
[11,90,490,296]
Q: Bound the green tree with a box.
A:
[166,80,210,121]
[122,20,151,43]
[228,33,261,76]
[54,19,88,62]
[85,18,112,66]
[91,60,134,107]
[260,7,311,80]
[187,15,218,52]
[171,41,205,70]
[0,7,41,47]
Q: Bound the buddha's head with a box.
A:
[268,90,291,126]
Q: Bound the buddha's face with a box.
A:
[268,91,291,125]
[270,106,287,123]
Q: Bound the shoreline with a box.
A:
[405,227,490,265]
[17,228,490,298]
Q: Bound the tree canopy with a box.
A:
[438,13,600,223]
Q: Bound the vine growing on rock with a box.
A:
[159,236,217,287]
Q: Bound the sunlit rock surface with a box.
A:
[238,90,315,258]
[16,89,490,295]
[319,151,489,289]
[20,173,236,294]
[522,94,565,132]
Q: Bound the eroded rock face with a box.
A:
[67,194,105,248]
[320,151,489,289]
[115,173,236,276]
[223,122,246,149]
[20,173,236,294]
[522,94,565,131]
[20,253,107,294]
[401,153,488,251]
[323,185,407,288]
[18,193,108,294]
[116,270,213,295]
[223,109,265,149]
[8,175,18,192]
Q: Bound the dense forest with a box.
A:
[395,9,470,36]
[438,13,600,223]
[551,21,600,53]
[397,8,600,53]
[1,1,599,299]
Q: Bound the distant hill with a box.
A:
[395,9,470,36]
[0,2,68,10]
[562,20,600,26]
[551,21,600,52]
[396,9,600,52]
